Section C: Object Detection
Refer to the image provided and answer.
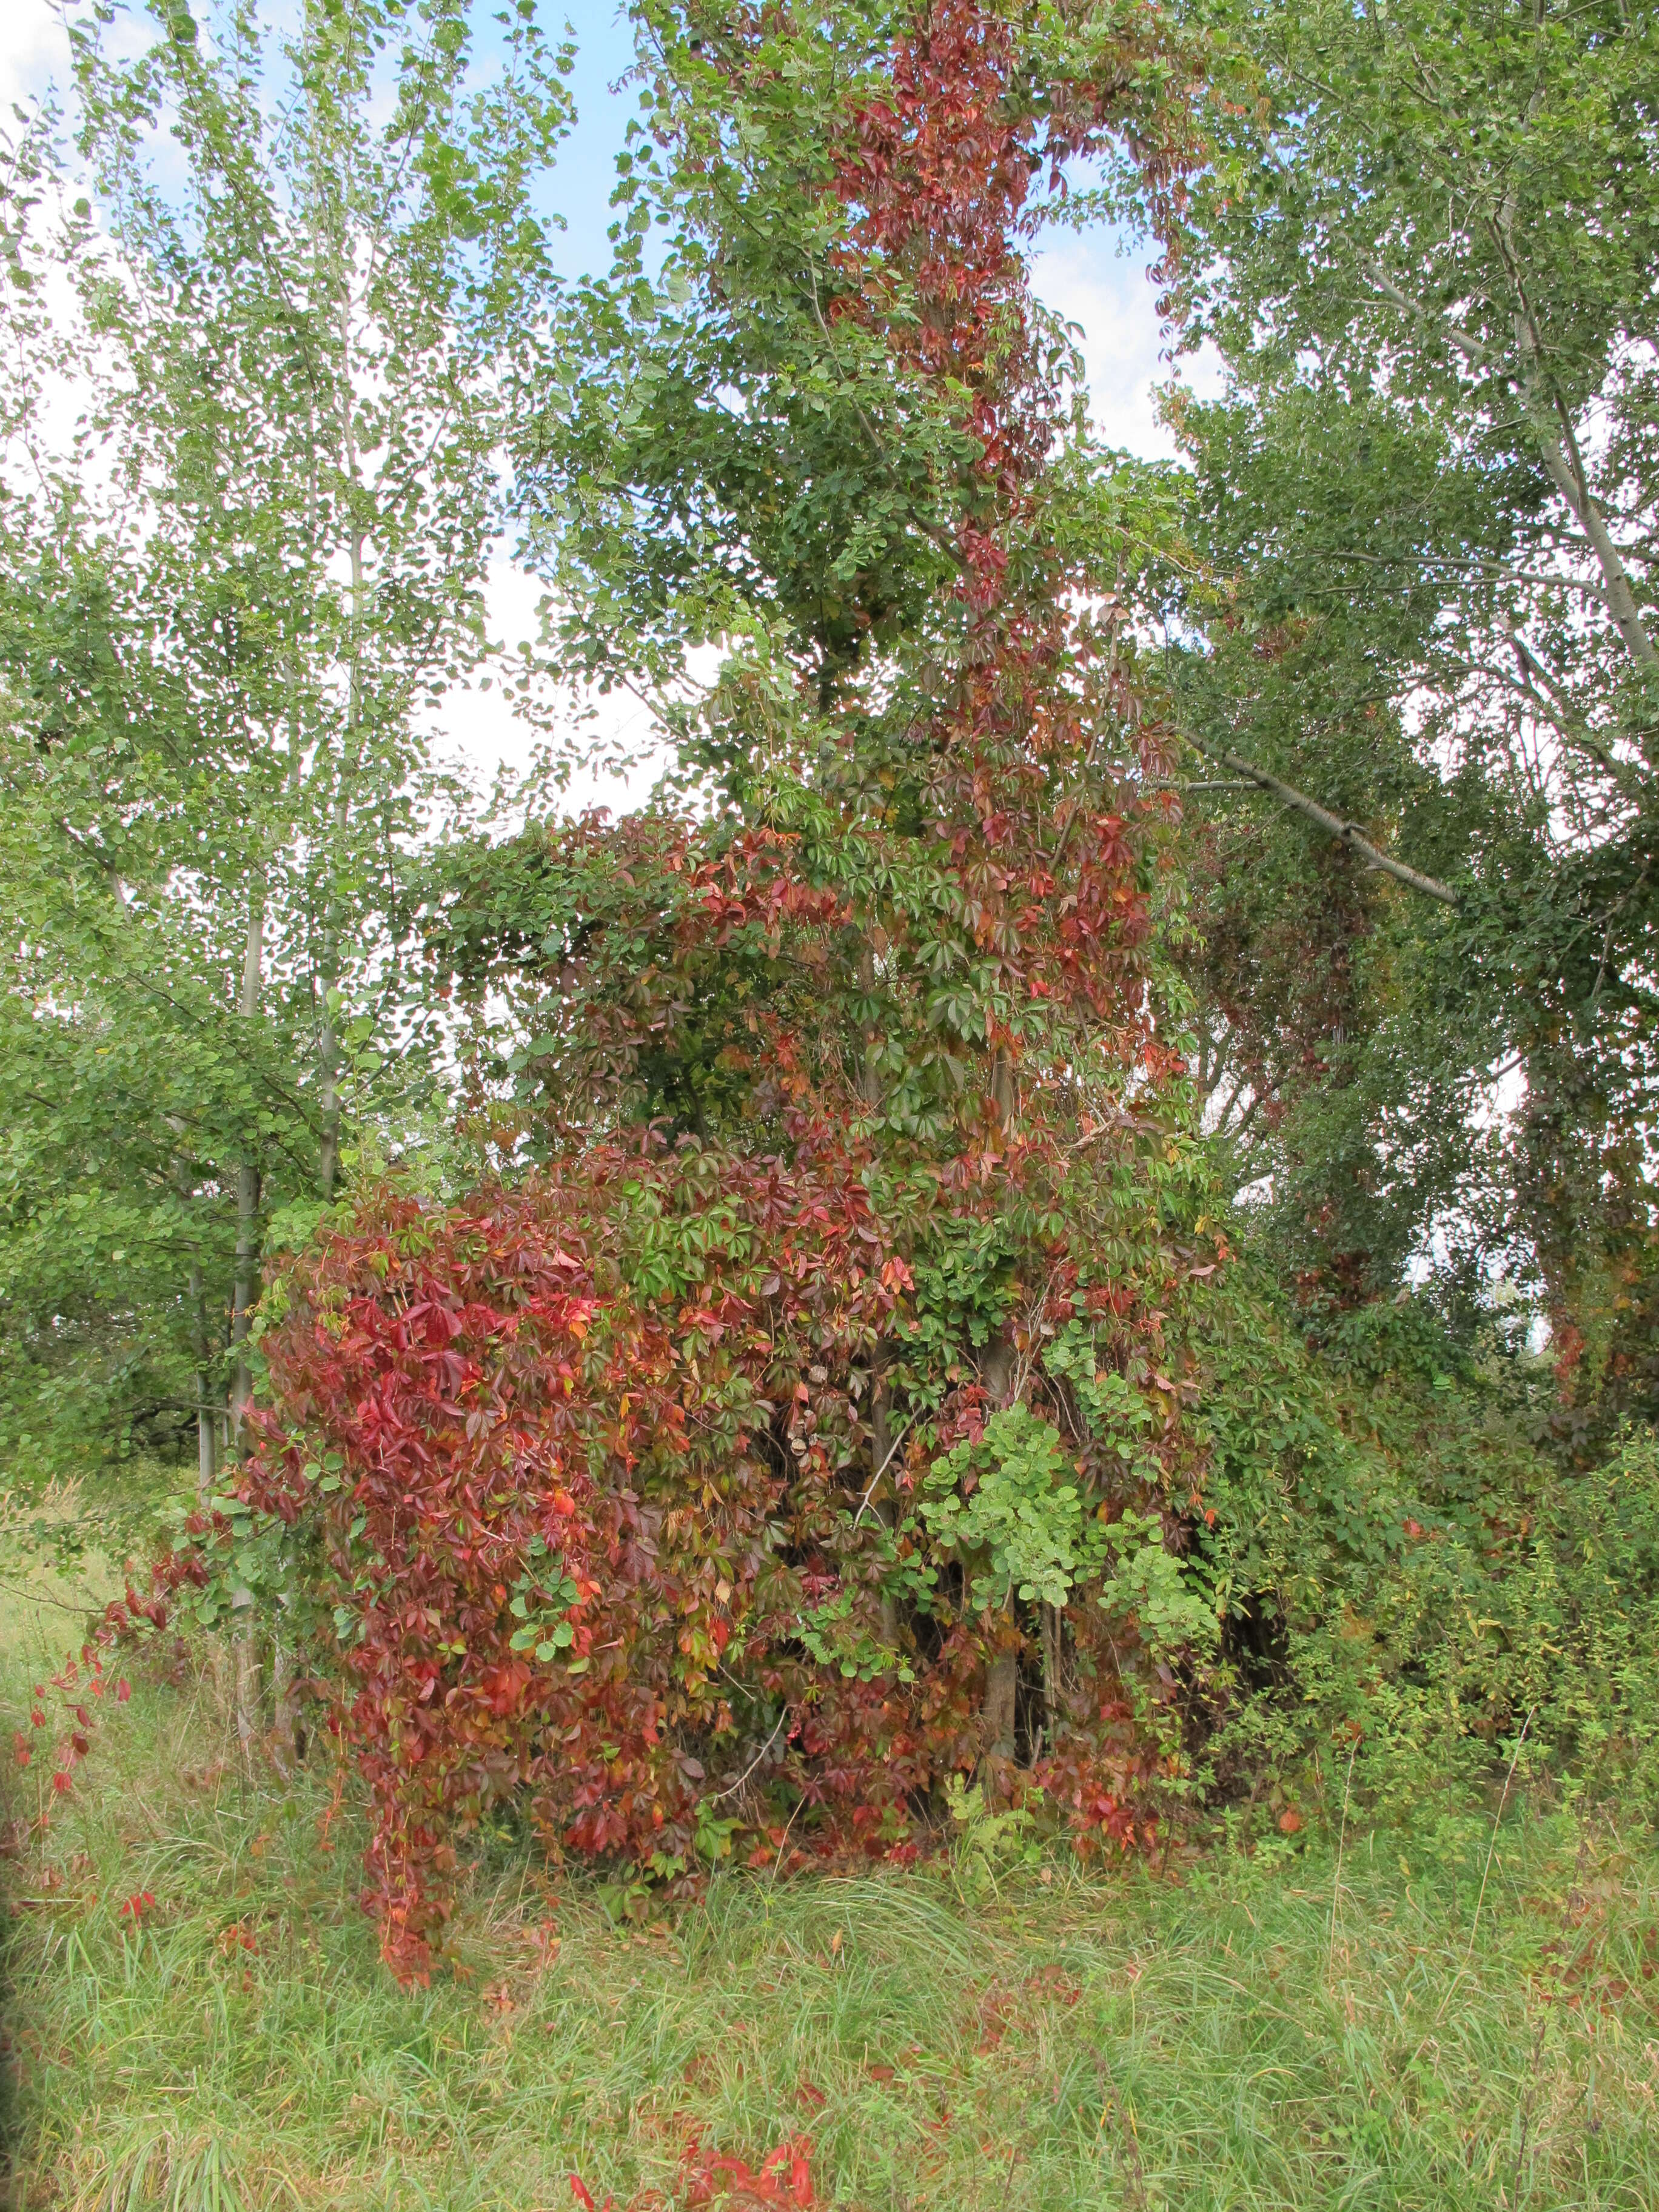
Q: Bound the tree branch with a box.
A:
[1365,263,1492,367]
[1179,729,1460,905]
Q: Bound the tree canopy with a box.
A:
[5,0,1658,1976]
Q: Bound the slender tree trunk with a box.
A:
[982,1650,1019,1761]
[858,945,883,1111]
[870,1377,900,1647]
[235,1615,258,1776]
[230,1163,263,1428]
[190,1256,217,1508]
[1040,1601,1061,1756]
[1486,170,1655,674]
[974,1335,1021,1767]
[317,1000,341,1201]
[1514,341,1655,671]
[270,1618,297,1774]
[317,520,366,1204]
[230,871,266,1439]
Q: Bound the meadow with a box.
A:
[4,1617,1657,2212]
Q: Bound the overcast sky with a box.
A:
[1,0,1213,803]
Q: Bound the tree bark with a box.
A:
[230,1162,262,1438]
[1041,1600,1061,1755]
[982,1650,1019,1760]
[1179,729,1459,904]
[974,1336,1021,1766]
[318,318,367,1204]
[870,1376,900,1647]
[235,1614,258,1776]
[1515,349,1655,670]
[190,1256,217,1509]
[270,1621,297,1774]
[230,871,266,1439]
[1483,181,1656,672]
[1371,242,1654,674]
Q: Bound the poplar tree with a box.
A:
[0,0,572,1480]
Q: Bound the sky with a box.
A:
[0,0,1216,802]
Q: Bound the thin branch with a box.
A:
[851,1409,920,1528]
[1309,545,1612,605]
[708,1703,791,1802]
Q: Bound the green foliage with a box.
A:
[0,0,573,1475]
[942,1771,1041,1901]
[1131,0,1659,1362]
[8,0,1659,1988]
[1097,1510,1218,1659]
[1182,1275,1659,1828]
[922,1406,1090,1612]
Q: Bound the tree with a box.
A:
[0,0,572,1482]
[230,0,1247,1972]
[1131,0,1659,1392]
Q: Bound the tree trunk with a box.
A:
[1040,1601,1061,1756]
[857,944,883,1111]
[870,1376,900,1647]
[230,873,266,1438]
[317,1005,341,1201]
[982,1649,1019,1761]
[230,1162,262,1438]
[973,1336,1021,1766]
[1490,207,1656,672]
[270,1622,297,1774]
[190,1257,217,1508]
[235,1614,258,1777]
[315,404,367,1206]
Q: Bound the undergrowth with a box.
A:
[4,1644,1658,2211]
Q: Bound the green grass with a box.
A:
[5,1641,1659,2211]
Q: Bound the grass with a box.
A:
[4,1634,1659,2210]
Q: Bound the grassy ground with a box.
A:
[4,1635,1659,2211]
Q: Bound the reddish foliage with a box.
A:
[18,1642,134,1832]
[677,2133,814,2210]
[247,1141,985,1969]
[246,1129,1185,1969]
[220,1,1216,1979]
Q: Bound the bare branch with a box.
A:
[1179,729,1460,905]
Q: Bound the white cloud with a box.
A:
[1031,229,1223,460]
[0,0,66,110]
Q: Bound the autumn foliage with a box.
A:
[218,0,1222,1977]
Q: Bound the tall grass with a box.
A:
[4,1640,1658,2210]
